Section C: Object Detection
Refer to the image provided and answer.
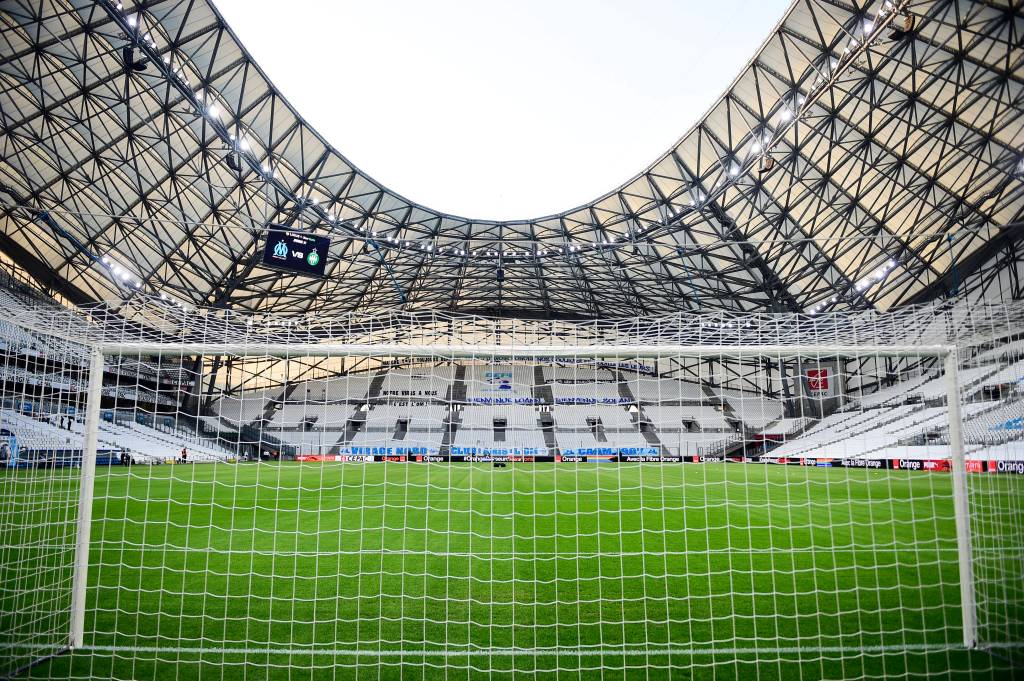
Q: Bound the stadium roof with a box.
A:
[0,0,1022,319]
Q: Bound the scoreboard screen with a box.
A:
[262,226,330,277]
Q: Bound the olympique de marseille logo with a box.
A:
[273,240,289,259]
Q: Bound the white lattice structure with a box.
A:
[1,295,1022,679]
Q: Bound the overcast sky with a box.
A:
[215,0,790,220]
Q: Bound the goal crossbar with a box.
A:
[94,342,957,359]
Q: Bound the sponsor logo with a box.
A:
[996,460,1024,474]
[895,459,923,470]
[484,371,514,392]
[841,458,883,468]
[922,460,951,472]
[807,369,829,391]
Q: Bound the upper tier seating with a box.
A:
[380,368,453,399]
[452,428,548,450]
[459,405,539,429]
[363,404,449,431]
[294,375,375,402]
[542,366,615,382]
[717,389,784,429]
[640,405,732,431]
[628,377,706,402]
[213,390,277,426]
[550,381,622,403]
[552,404,636,431]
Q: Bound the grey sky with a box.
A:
[216,0,791,220]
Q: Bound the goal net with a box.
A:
[1,293,1022,679]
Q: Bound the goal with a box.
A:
[1,297,1021,679]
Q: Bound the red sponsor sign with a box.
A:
[966,460,985,473]
[922,459,951,472]
[807,369,829,391]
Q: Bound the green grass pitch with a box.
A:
[2,462,1022,679]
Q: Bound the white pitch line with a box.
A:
[72,642,967,657]
[9,544,1024,558]
[79,545,1024,557]
[5,641,1021,657]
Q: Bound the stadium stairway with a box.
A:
[701,383,748,435]
[532,365,554,405]
[539,411,559,452]
[438,408,458,457]
[260,384,299,426]
[336,407,368,454]
[366,370,387,400]
[638,419,668,456]
[531,367,559,453]
[614,370,634,404]
[439,367,467,457]
[617,370,668,455]
[450,366,467,403]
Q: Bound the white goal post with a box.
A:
[66,340,977,652]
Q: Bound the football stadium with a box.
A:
[1,1,1023,679]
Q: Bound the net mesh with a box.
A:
[0,289,1021,679]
